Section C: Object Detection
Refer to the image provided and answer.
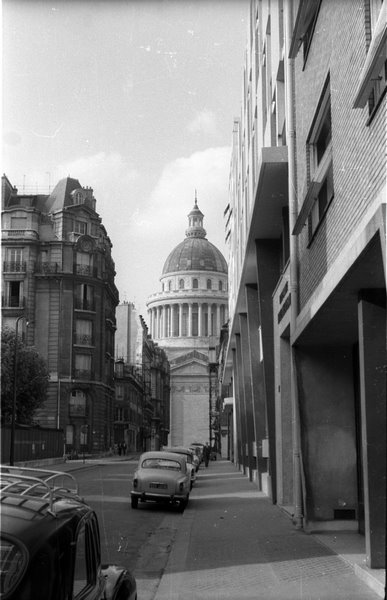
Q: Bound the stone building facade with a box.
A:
[147,199,228,447]
[2,175,119,455]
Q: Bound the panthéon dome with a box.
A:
[162,199,227,275]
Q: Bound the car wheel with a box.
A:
[131,496,138,509]
[178,497,188,512]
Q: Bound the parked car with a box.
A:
[0,465,137,600]
[190,442,205,463]
[162,446,196,487]
[189,446,202,470]
[131,451,190,512]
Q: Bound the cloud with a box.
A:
[131,146,231,249]
[114,145,232,315]
[187,110,218,136]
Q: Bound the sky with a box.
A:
[2,0,249,318]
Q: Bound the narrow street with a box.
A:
[48,456,385,599]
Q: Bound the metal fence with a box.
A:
[1,425,64,464]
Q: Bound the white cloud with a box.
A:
[131,146,231,250]
[116,146,232,315]
[187,110,218,136]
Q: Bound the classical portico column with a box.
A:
[188,303,193,337]
[198,303,203,337]
[162,305,166,337]
[179,303,183,337]
[157,306,161,338]
[207,304,212,336]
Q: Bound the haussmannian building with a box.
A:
[222,0,386,571]
[2,175,119,455]
[146,198,228,448]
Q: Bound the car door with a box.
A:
[72,514,105,600]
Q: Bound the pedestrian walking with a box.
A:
[203,442,211,467]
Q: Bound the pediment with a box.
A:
[170,360,209,376]
[170,350,209,374]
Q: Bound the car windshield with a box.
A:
[141,458,181,471]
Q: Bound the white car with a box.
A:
[162,446,197,488]
[131,451,190,512]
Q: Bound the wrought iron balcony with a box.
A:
[3,261,27,273]
[74,333,94,346]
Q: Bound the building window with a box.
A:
[219,280,223,291]
[192,278,198,289]
[69,390,86,416]
[10,217,27,229]
[75,319,93,346]
[74,354,92,379]
[207,279,212,290]
[353,0,387,114]
[76,252,93,276]
[309,163,334,236]
[3,281,24,308]
[179,279,184,290]
[293,76,334,237]
[75,284,94,311]
[168,280,172,291]
[307,78,334,237]
[74,220,87,234]
[4,248,25,272]
[162,282,165,291]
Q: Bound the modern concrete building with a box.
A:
[147,198,228,448]
[222,0,386,571]
[114,302,170,452]
[115,301,140,364]
[2,175,119,455]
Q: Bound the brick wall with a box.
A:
[294,0,386,309]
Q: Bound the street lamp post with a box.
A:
[10,316,27,466]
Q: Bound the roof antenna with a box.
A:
[194,189,198,207]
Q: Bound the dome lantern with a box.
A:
[185,190,206,239]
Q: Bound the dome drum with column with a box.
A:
[147,198,228,343]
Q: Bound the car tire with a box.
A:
[178,497,188,512]
[131,496,138,509]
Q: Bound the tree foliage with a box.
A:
[1,327,49,425]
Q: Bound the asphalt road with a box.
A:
[75,461,177,577]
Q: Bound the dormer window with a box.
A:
[71,189,84,205]
[179,278,184,290]
[192,278,198,289]
[207,279,212,290]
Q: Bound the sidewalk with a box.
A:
[152,459,385,600]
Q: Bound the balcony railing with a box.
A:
[75,264,98,277]
[74,298,95,311]
[35,262,61,274]
[74,333,94,346]
[2,296,26,308]
[74,368,93,380]
[2,229,39,240]
[3,261,27,273]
